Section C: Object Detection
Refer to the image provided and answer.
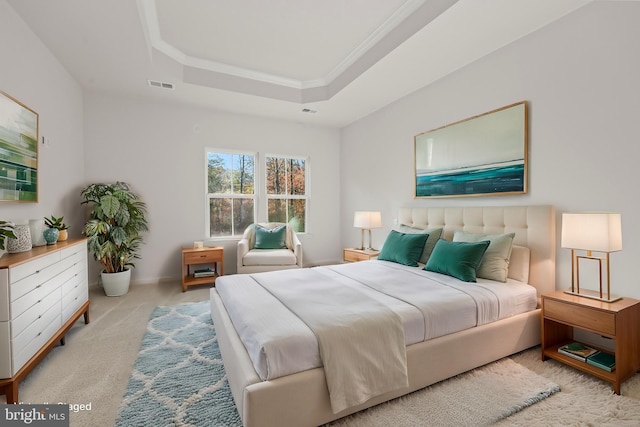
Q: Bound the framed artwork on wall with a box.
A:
[414,101,528,198]
[0,91,39,202]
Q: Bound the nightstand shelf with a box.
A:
[541,291,640,394]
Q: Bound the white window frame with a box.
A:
[264,153,309,233]
[204,148,258,239]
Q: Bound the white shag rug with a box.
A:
[328,347,640,427]
[496,348,640,426]
[328,357,560,427]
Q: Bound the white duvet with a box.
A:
[214,260,537,409]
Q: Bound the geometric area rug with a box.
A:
[115,301,559,427]
[114,301,242,427]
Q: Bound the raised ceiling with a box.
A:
[8,0,591,127]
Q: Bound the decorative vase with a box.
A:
[58,229,68,242]
[43,228,59,245]
[101,269,131,296]
[7,224,32,253]
[29,219,47,247]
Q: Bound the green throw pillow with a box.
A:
[378,230,429,267]
[254,225,287,249]
[453,231,515,282]
[397,225,443,264]
[425,239,491,282]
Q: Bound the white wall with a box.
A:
[341,2,640,298]
[83,93,342,283]
[0,0,85,253]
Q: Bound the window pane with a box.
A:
[267,199,286,223]
[290,158,305,195]
[289,199,306,232]
[233,198,255,235]
[232,154,255,195]
[208,153,231,193]
[266,157,286,195]
[209,198,232,237]
[208,152,255,195]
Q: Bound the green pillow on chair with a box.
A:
[254,225,287,249]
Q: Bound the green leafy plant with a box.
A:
[0,221,17,251]
[80,182,149,274]
[44,215,70,230]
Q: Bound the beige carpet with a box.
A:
[3,281,640,426]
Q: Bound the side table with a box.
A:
[181,246,224,292]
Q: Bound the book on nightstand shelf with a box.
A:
[558,342,599,362]
[193,268,216,278]
[587,351,616,372]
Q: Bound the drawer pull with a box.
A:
[35,270,40,274]
[38,315,42,319]
[36,284,41,288]
[37,332,42,337]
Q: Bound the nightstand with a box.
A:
[541,290,640,394]
[343,248,380,262]
[181,246,224,292]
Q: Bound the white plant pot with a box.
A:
[101,269,131,297]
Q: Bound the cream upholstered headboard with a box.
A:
[397,205,556,297]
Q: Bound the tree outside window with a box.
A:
[266,156,307,232]
[207,151,255,237]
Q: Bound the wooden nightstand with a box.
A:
[181,246,224,292]
[541,290,640,394]
[343,248,380,262]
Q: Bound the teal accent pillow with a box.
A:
[453,231,515,282]
[425,239,491,282]
[397,225,443,264]
[378,230,429,267]
[254,225,287,249]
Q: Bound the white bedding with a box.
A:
[215,260,537,384]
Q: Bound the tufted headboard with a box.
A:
[397,205,556,297]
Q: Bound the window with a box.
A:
[206,151,256,238]
[265,156,307,233]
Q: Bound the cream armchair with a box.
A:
[237,222,303,274]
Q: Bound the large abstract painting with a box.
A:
[414,101,528,198]
[0,91,38,202]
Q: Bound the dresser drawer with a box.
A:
[11,266,68,321]
[10,253,67,303]
[9,251,61,286]
[0,322,10,378]
[184,250,221,264]
[544,298,616,336]
[62,285,88,323]
[12,297,61,375]
[12,286,61,339]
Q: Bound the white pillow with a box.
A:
[453,231,515,282]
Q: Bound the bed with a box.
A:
[210,205,556,427]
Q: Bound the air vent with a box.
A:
[148,80,174,90]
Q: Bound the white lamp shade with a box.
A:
[354,211,382,229]
[561,212,622,252]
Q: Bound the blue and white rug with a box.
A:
[114,301,242,427]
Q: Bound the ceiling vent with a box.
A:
[148,80,174,90]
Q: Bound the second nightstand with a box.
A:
[181,246,224,292]
[343,248,380,262]
[541,290,640,394]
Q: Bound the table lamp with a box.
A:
[561,212,622,302]
[353,211,382,250]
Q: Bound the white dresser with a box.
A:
[0,239,89,403]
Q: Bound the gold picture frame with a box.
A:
[0,91,39,202]
[414,101,528,198]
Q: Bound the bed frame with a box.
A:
[210,205,556,427]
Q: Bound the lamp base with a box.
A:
[564,288,622,303]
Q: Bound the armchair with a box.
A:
[237,222,303,274]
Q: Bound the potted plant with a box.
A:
[0,221,17,256]
[44,215,70,242]
[80,182,149,296]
